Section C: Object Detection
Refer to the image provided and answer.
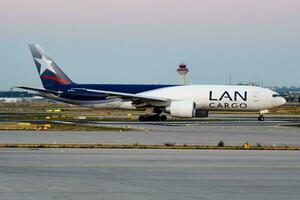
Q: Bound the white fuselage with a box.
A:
[139,85,286,111]
[45,85,286,112]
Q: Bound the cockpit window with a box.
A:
[272,94,281,97]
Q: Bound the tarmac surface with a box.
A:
[0,115,299,146]
[0,149,300,200]
[0,115,300,199]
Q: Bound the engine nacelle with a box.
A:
[167,100,196,118]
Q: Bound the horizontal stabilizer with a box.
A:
[15,86,60,95]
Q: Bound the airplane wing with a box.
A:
[17,86,170,107]
[74,88,171,107]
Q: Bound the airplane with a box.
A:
[17,44,286,121]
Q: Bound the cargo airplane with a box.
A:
[18,45,286,121]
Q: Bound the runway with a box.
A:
[0,149,300,200]
[0,116,299,199]
[0,116,299,146]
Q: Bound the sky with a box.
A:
[0,0,299,90]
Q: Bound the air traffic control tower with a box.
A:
[177,63,189,85]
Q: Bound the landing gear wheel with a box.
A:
[152,115,161,121]
[138,115,146,121]
[138,114,167,121]
[160,115,167,121]
[258,116,265,121]
[138,115,158,121]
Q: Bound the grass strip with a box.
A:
[0,123,131,131]
[0,144,299,151]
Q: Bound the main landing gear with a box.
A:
[138,114,167,121]
[258,115,265,121]
[258,110,268,121]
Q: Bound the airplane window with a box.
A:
[272,94,281,97]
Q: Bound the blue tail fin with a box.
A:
[29,44,75,89]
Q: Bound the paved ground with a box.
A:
[0,116,299,146]
[0,149,300,200]
[0,115,299,199]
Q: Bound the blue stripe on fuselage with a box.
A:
[47,84,177,101]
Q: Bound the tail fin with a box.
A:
[29,44,75,89]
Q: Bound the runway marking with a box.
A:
[0,164,300,169]
[83,120,290,127]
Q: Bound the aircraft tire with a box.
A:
[139,115,167,121]
[160,115,167,121]
[138,115,146,121]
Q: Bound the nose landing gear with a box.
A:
[258,116,265,121]
[258,110,268,121]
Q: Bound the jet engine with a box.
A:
[167,100,196,118]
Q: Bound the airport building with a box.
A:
[0,91,39,103]
[0,91,34,98]
[271,87,300,102]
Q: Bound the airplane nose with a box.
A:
[279,97,287,106]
